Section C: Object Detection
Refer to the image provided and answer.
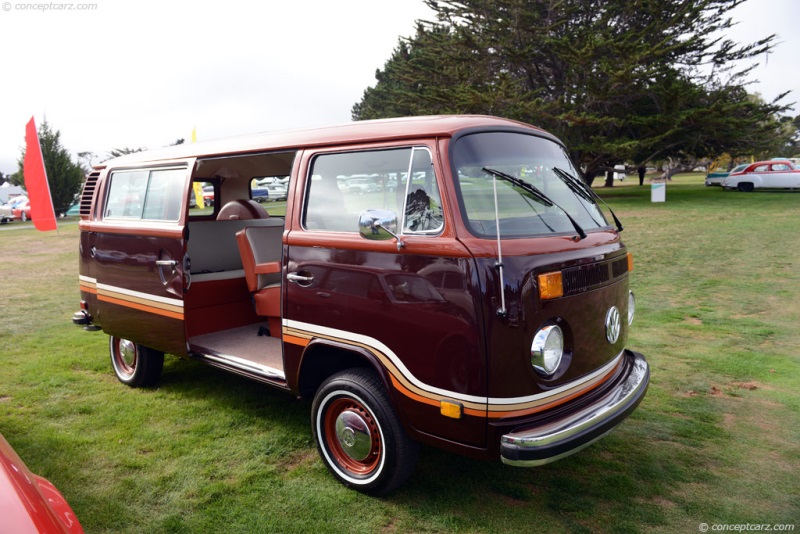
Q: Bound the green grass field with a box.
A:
[1,174,797,533]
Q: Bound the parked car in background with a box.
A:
[264,183,288,201]
[722,160,800,192]
[202,185,214,206]
[705,164,747,186]
[771,156,800,166]
[12,200,32,222]
[347,177,381,194]
[66,201,81,216]
[0,199,15,223]
[251,186,269,203]
[0,433,85,533]
[8,196,28,208]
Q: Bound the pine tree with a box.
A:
[11,120,85,215]
[353,0,792,183]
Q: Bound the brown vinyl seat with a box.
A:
[217,199,269,220]
[235,226,283,335]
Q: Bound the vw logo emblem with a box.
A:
[605,306,621,344]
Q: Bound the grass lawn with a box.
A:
[0,174,797,533]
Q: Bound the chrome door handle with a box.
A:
[156,259,178,286]
[287,272,314,285]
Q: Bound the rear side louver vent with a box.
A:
[79,172,99,217]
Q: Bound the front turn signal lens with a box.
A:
[627,252,634,272]
[538,271,563,300]
[440,401,463,419]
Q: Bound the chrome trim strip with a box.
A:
[96,282,184,308]
[199,352,286,381]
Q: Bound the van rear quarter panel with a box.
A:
[78,227,99,319]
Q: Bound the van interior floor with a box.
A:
[188,322,284,373]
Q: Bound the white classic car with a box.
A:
[722,161,800,192]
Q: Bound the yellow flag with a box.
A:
[192,181,204,209]
[190,127,204,209]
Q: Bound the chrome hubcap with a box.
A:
[118,339,137,369]
[334,409,372,461]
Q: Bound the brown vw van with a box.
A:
[73,115,649,495]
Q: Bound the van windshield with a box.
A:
[453,132,609,238]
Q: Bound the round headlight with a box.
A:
[531,324,564,376]
[628,291,635,325]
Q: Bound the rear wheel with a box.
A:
[109,336,164,387]
[737,182,754,192]
[312,369,419,495]
[21,211,28,222]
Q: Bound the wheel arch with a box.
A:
[297,338,395,402]
[737,181,756,192]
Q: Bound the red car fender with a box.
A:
[0,434,84,534]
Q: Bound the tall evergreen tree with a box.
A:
[353,0,792,183]
[11,120,85,215]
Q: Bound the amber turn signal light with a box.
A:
[627,252,634,272]
[440,401,462,419]
[538,271,564,300]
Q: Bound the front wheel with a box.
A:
[737,182,754,192]
[312,369,419,495]
[21,211,28,222]
[109,336,164,387]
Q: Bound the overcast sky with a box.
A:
[1,0,798,175]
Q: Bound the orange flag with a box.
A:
[23,117,57,231]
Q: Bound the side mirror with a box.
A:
[359,209,405,250]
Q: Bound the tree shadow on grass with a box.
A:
[156,356,311,435]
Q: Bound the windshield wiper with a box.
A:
[552,167,624,232]
[482,167,587,240]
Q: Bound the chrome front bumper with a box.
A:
[500,350,649,466]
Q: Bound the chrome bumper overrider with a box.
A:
[500,350,649,467]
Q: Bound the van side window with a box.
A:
[105,168,186,222]
[304,147,442,234]
[104,170,148,219]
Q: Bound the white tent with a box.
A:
[0,183,25,203]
